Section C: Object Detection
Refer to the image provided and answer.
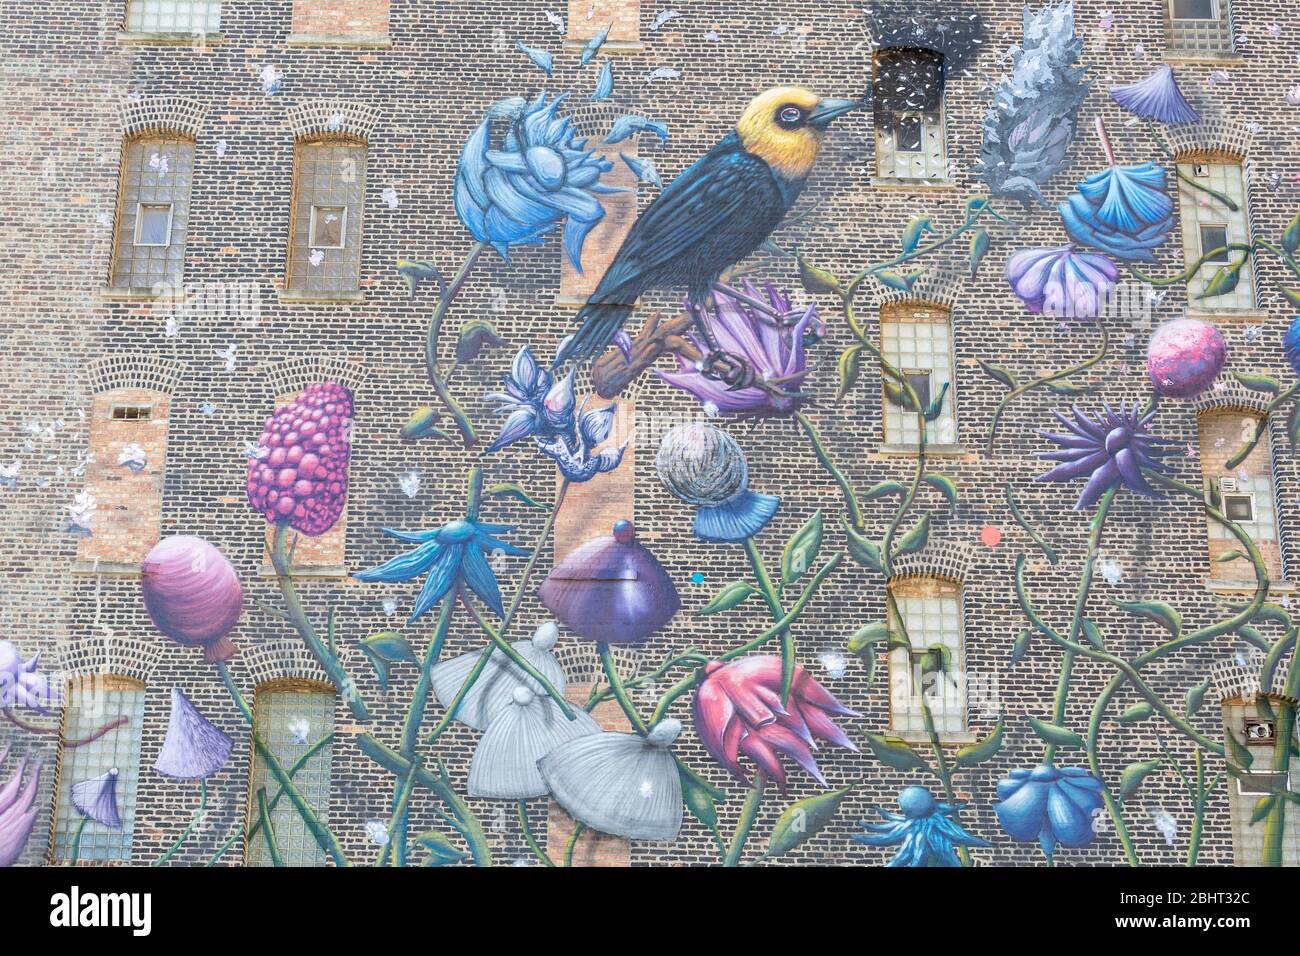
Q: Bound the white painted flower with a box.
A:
[1096,557,1124,585]
[215,345,237,372]
[1287,85,1300,107]
[287,717,310,744]
[214,139,228,157]
[398,470,420,499]
[66,490,96,535]
[117,442,147,472]
[148,152,169,178]
[242,441,270,460]
[309,248,325,267]
[818,650,848,680]
[382,596,399,616]
[0,460,20,487]
[260,64,283,96]
[381,186,399,209]
[1149,806,1178,845]
[364,820,390,845]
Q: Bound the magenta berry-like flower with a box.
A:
[1147,318,1226,398]
[247,382,353,536]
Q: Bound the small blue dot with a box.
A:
[690,571,705,584]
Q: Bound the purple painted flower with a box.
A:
[1005,245,1120,319]
[655,282,821,417]
[486,346,575,452]
[72,768,122,829]
[1036,403,1174,509]
[141,536,243,664]
[153,687,233,780]
[994,765,1105,854]
[0,642,50,712]
[247,382,352,536]
[0,748,42,867]
[1109,65,1200,124]
[1284,316,1300,376]
[1147,318,1227,398]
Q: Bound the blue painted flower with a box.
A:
[1036,403,1174,510]
[354,518,528,623]
[994,765,1105,855]
[1109,65,1200,125]
[1284,316,1300,376]
[535,399,626,481]
[486,347,627,482]
[486,346,576,452]
[454,92,623,268]
[853,785,990,867]
[1057,121,1175,261]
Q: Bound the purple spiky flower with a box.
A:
[1036,403,1174,510]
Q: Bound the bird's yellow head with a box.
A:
[736,86,860,181]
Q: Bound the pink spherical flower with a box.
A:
[693,655,857,793]
[1147,319,1227,398]
[247,382,353,536]
[142,536,243,663]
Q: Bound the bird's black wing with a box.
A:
[587,133,782,304]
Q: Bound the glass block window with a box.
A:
[50,676,145,863]
[246,683,335,867]
[286,138,366,296]
[1198,409,1283,582]
[111,137,194,293]
[873,48,947,181]
[125,0,222,34]
[1167,0,1234,55]
[1177,161,1255,310]
[880,303,957,446]
[888,578,966,736]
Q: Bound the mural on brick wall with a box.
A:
[6,0,1300,868]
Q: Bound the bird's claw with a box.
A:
[701,351,755,391]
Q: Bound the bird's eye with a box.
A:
[779,106,803,124]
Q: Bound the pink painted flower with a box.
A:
[142,536,243,663]
[1146,318,1226,398]
[247,382,352,536]
[692,655,857,792]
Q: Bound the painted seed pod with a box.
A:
[538,520,680,644]
[537,718,684,841]
[141,536,244,663]
[466,687,600,800]
[429,621,567,731]
[655,422,779,541]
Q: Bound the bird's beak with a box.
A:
[808,98,862,128]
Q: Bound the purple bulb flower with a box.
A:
[994,765,1105,855]
[0,641,50,713]
[1147,318,1227,398]
[72,768,123,829]
[854,785,990,867]
[655,281,821,417]
[1036,403,1174,509]
[0,748,43,867]
[247,382,352,536]
[1109,65,1200,125]
[1005,245,1120,319]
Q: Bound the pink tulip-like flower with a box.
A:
[693,655,857,792]
[247,382,352,536]
[142,536,243,663]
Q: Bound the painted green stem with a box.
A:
[256,787,284,867]
[270,521,369,723]
[1225,380,1300,471]
[795,411,863,530]
[517,801,555,867]
[564,822,585,867]
[68,815,89,866]
[743,538,796,704]
[152,779,207,867]
[597,642,647,734]
[723,771,766,867]
[423,241,485,447]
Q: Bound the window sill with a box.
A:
[259,564,349,579]
[286,33,392,49]
[871,177,958,191]
[1163,52,1242,65]
[1206,579,1292,595]
[877,443,969,458]
[101,286,175,301]
[553,292,640,310]
[118,31,223,45]
[562,39,645,55]
[1185,310,1269,323]
[277,290,366,304]
[893,730,979,747]
[71,560,142,576]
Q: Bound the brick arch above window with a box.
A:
[52,634,162,687]
[1165,112,1254,163]
[119,95,208,140]
[1190,377,1272,417]
[886,540,976,584]
[242,642,331,692]
[865,259,966,313]
[284,99,382,143]
[86,353,185,396]
[260,355,369,399]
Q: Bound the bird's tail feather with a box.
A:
[553,301,634,368]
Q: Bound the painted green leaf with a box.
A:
[1196,262,1241,300]
[954,714,1004,769]
[1214,550,1247,563]
[863,733,928,771]
[1081,619,1105,649]
[901,215,934,254]
[1045,379,1096,396]
[455,318,506,363]
[1026,715,1083,749]
[678,761,724,828]
[1289,404,1300,454]
[847,621,891,657]
[1251,795,1276,825]
[400,406,449,441]
[1226,731,1254,770]
[781,509,823,585]
[896,513,930,555]
[360,649,392,693]
[1185,678,1211,719]
[1010,628,1032,666]
[837,344,863,400]
[765,785,855,858]
[1112,599,1182,636]
[1282,208,1300,253]
[1118,759,1163,802]
[862,480,906,501]
[1232,370,1281,395]
[923,473,958,505]
[883,377,918,410]
[1281,286,1300,309]
[843,520,883,573]
[698,580,757,615]
[977,358,1017,390]
[414,830,469,866]
[798,257,841,294]
[968,228,989,278]
[876,269,922,292]
[485,481,547,509]
[1118,701,1154,724]
[361,631,416,663]
[923,381,951,421]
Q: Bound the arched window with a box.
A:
[286,135,367,298]
[49,675,146,863]
[245,680,336,866]
[110,133,195,294]
[880,301,957,449]
[1176,155,1255,313]
[887,576,966,738]
[873,47,947,182]
[1198,408,1283,583]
